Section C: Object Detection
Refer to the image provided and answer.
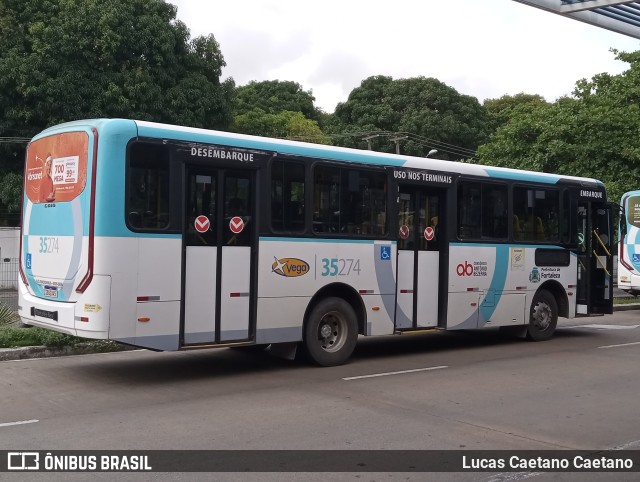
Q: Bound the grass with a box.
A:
[0,325,85,348]
[613,296,640,305]
[0,303,127,351]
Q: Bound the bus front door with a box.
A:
[576,201,613,316]
[182,168,255,345]
[395,188,442,330]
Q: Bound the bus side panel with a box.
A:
[95,237,137,343]
[256,239,397,341]
[447,244,575,329]
[133,237,182,350]
[96,236,181,350]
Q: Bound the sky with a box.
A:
[169,0,640,113]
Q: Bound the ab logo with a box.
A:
[456,261,474,277]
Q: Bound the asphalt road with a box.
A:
[2,311,640,482]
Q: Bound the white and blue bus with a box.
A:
[618,190,640,294]
[18,119,613,366]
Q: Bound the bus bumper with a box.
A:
[17,275,111,339]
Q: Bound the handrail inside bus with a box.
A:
[592,229,611,257]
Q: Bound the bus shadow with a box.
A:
[73,347,301,386]
[72,327,599,385]
[351,326,597,361]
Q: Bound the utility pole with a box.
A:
[389,135,408,154]
[362,134,379,151]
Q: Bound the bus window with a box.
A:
[481,184,507,239]
[313,166,386,236]
[271,160,305,232]
[457,181,507,240]
[457,182,481,239]
[127,142,170,230]
[513,187,559,242]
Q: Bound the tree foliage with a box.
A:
[478,49,640,204]
[327,76,490,160]
[484,93,549,131]
[232,109,330,144]
[0,0,235,222]
[234,80,322,121]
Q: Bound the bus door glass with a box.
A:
[183,168,254,344]
[395,187,441,330]
[576,201,613,315]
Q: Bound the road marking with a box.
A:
[0,419,39,428]
[598,341,640,349]
[563,324,640,330]
[613,439,640,450]
[342,365,447,381]
[483,472,542,482]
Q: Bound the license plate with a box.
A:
[32,308,58,321]
[44,285,58,298]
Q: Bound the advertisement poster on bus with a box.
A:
[25,132,89,203]
[627,195,640,229]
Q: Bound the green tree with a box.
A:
[327,75,490,160]
[232,109,330,145]
[484,93,549,131]
[478,50,640,204]
[235,80,322,121]
[0,0,235,222]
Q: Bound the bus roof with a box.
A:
[35,118,604,188]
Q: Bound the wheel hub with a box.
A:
[320,323,333,339]
[533,302,551,330]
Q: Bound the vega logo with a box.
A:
[272,256,310,277]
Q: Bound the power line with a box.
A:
[286,130,479,160]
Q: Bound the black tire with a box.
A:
[527,289,558,341]
[303,297,358,367]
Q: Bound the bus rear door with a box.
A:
[182,168,256,345]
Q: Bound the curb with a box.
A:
[613,303,640,312]
[0,343,134,362]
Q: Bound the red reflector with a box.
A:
[80,317,89,322]
[137,296,149,302]
[138,317,150,322]
[230,293,241,298]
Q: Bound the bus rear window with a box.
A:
[25,132,89,204]
[127,142,170,230]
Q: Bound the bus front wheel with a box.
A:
[303,297,358,367]
[527,290,558,341]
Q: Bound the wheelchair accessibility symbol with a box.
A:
[380,245,391,261]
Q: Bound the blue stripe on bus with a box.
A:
[479,244,510,323]
[259,237,383,244]
[450,242,565,249]
[483,168,561,184]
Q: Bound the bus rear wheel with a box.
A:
[303,297,358,367]
[527,290,558,341]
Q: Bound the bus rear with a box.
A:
[18,126,109,339]
[618,190,640,294]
